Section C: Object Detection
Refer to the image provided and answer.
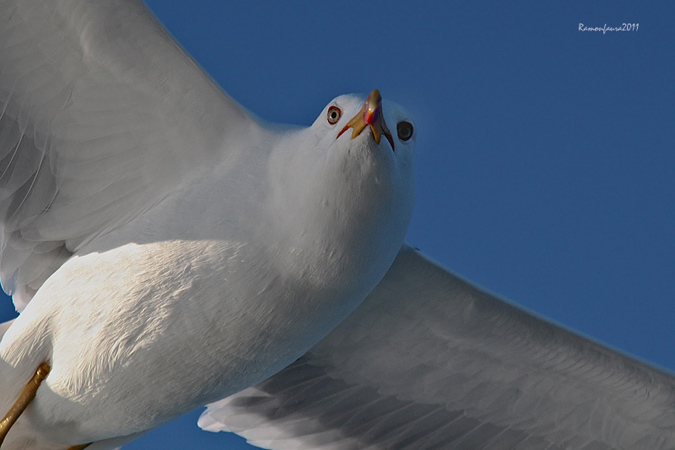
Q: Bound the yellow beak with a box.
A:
[337,89,395,150]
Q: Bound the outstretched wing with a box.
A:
[0,0,254,309]
[200,244,675,450]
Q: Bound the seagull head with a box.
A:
[266,90,416,291]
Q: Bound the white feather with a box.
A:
[200,244,675,450]
[0,0,252,308]
[0,3,417,448]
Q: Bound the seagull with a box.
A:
[0,1,674,450]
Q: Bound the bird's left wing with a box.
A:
[200,244,675,450]
[0,0,255,309]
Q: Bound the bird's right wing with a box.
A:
[200,244,675,450]
[0,0,255,309]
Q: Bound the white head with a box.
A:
[266,90,416,294]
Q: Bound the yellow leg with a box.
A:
[67,444,91,450]
[0,362,51,445]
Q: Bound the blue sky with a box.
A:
[1,1,674,448]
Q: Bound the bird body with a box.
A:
[0,89,416,448]
[1,2,674,450]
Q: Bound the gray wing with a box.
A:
[199,244,675,450]
[0,0,254,309]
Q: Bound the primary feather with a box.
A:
[201,245,675,449]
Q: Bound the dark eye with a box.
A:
[397,121,414,141]
[327,106,342,125]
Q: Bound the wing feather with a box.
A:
[200,244,675,449]
[0,0,254,308]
